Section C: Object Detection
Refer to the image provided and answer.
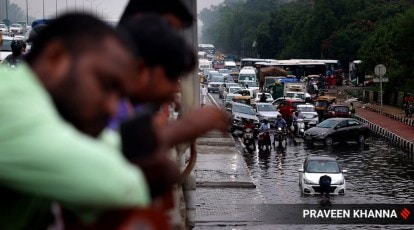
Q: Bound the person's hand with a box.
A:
[189,105,230,134]
[129,145,179,199]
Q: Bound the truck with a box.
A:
[283,82,308,100]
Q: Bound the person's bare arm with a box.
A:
[159,106,230,148]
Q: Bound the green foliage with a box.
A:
[199,0,414,91]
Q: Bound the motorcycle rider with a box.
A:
[274,114,287,131]
[244,118,256,130]
[258,119,271,150]
[242,118,256,149]
[259,118,271,133]
[292,111,299,136]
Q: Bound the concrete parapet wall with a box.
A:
[355,115,414,154]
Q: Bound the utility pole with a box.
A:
[6,0,9,23]
[43,0,45,18]
[56,0,58,18]
[26,0,29,23]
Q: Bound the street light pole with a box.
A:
[26,0,29,23]
[56,0,58,18]
[43,0,45,18]
[6,0,9,22]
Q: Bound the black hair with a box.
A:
[25,13,136,65]
[11,40,25,56]
[118,0,193,28]
[121,15,196,80]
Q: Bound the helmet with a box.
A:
[263,119,268,124]
[277,114,282,118]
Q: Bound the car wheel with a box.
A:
[357,134,365,144]
[324,137,333,146]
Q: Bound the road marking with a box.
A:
[208,93,220,108]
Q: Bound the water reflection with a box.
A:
[238,135,414,204]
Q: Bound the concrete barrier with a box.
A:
[355,115,414,154]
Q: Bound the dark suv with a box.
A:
[324,105,351,119]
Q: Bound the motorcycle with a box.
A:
[296,119,310,137]
[258,130,271,152]
[273,127,287,148]
[243,128,256,153]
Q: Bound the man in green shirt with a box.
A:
[0,13,152,229]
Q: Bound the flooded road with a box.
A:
[211,92,414,204]
[236,135,414,205]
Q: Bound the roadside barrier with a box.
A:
[365,106,414,127]
[355,115,414,154]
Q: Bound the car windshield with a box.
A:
[315,101,329,107]
[257,104,277,112]
[243,81,258,87]
[334,106,349,112]
[233,104,255,115]
[229,87,241,94]
[211,76,224,82]
[298,106,315,112]
[316,119,340,128]
[1,39,12,51]
[306,160,340,173]
[11,24,21,27]
[226,95,236,102]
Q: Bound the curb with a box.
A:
[355,115,414,154]
[365,106,414,127]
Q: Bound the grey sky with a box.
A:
[10,0,223,20]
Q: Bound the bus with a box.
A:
[240,58,277,69]
[270,60,327,78]
[290,59,341,76]
[198,44,215,59]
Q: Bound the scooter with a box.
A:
[258,130,271,152]
[273,127,287,148]
[243,128,256,153]
[296,119,310,137]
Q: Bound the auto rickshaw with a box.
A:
[314,95,337,119]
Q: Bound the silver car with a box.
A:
[255,102,281,124]
[298,156,346,195]
[296,104,319,126]
[230,102,260,131]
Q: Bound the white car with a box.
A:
[9,23,24,35]
[296,104,319,126]
[222,85,241,100]
[298,156,346,195]
[255,93,274,103]
[255,102,281,124]
[0,23,9,35]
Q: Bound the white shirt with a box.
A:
[201,87,208,96]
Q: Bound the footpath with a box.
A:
[193,86,414,229]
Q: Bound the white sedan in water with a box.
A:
[298,156,347,195]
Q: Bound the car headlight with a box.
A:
[316,131,327,137]
[233,116,241,121]
[304,177,317,185]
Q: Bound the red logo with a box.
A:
[401,208,411,220]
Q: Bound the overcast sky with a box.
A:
[10,0,224,20]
